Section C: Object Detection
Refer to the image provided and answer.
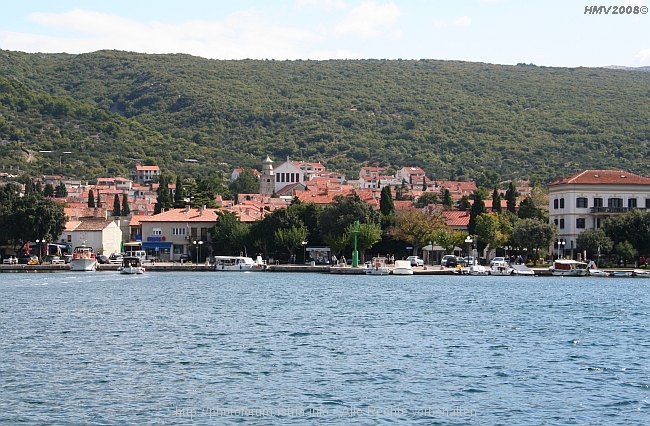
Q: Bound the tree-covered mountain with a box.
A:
[1,49,649,183]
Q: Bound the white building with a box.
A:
[548,169,650,257]
[273,158,305,193]
[61,218,123,255]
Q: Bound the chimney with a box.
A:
[185,205,190,213]
[200,205,206,215]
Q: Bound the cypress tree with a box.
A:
[113,194,121,216]
[491,187,502,213]
[88,189,95,208]
[121,193,131,216]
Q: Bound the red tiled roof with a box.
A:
[135,165,160,171]
[549,170,650,186]
[442,210,470,228]
[138,207,219,222]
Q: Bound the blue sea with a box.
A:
[0,272,648,424]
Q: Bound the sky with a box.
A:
[0,0,649,68]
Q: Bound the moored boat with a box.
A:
[549,259,588,276]
[119,256,145,274]
[213,255,266,271]
[392,260,414,275]
[365,257,390,275]
[489,260,514,276]
[69,245,97,271]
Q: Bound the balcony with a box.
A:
[590,207,646,214]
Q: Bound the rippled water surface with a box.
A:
[1,272,649,424]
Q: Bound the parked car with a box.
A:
[490,256,506,266]
[96,254,110,264]
[460,256,475,266]
[19,255,39,265]
[407,255,424,267]
[108,253,123,264]
[63,254,72,264]
[178,253,192,263]
[441,255,458,267]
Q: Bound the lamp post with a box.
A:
[302,241,308,264]
[557,239,565,259]
[193,240,203,269]
[35,238,44,264]
[464,235,473,267]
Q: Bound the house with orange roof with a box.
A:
[396,166,426,184]
[132,165,161,185]
[548,169,650,258]
[60,217,122,255]
[137,206,219,262]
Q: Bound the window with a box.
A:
[554,219,558,226]
[152,228,162,236]
[554,199,559,209]
[628,198,637,209]
[593,197,603,208]
[576,197,588,208]
[172,227,186,236]
[559,219,565,229]
[576,218,586,228]
[559,198,565,208]
[595,218,601,229]
[608,198,623,208]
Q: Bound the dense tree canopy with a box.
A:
[2,50,649,184]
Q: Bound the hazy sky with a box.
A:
[1,0,648,67]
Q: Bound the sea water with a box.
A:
[0,272,648,424]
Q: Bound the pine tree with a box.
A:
[96,191,102,208]
[43,183,55,197]
[88,189,95,208]
[113,194,121,216]
[121,193,131,216]
[55,181,67,197]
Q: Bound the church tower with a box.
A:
[259,155,275,195]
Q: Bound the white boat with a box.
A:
[213,255,266,271]
[489,261,514,276]
[119,256,145,274]
[511,264,535,276]
[633,269,650,278]
[549,259,588,276]
[69,245,97,271]
[365,257,390,275]
[588,268,609,277]
[392,260,414,275]
[610,270,633,278]
[468,264,489,275]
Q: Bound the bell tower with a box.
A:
[259,155,275,195]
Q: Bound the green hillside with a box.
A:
[1,49,649,183]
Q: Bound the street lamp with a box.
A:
[557,239,565,259]
[464,235,473,266]
[35,238,44,263]
[302,241,308,264]
[193,240,204,267]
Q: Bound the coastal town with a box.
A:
[2,157,649,275]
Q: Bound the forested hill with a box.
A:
[1,49,649,184]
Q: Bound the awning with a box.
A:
[141,242,173,250]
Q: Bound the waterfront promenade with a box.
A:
[0,262,553,275]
